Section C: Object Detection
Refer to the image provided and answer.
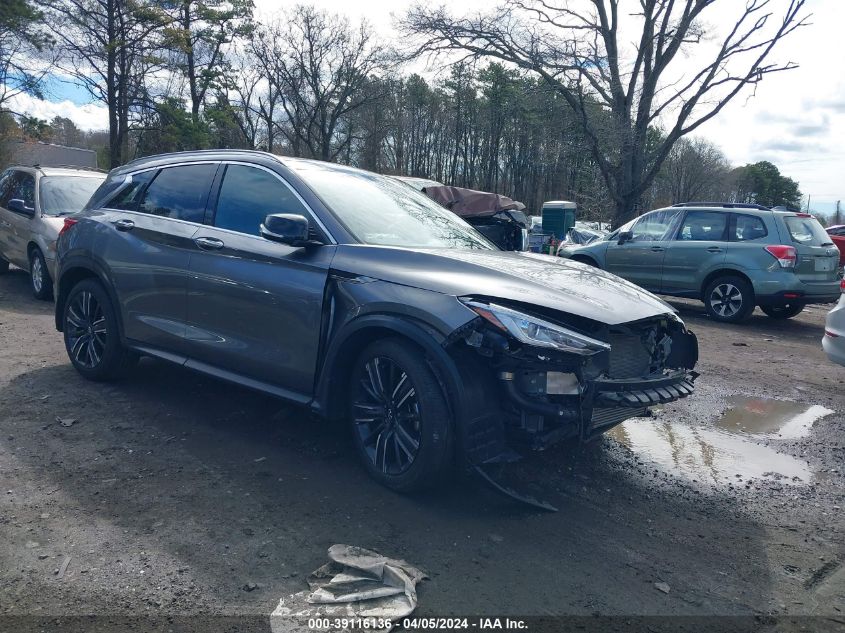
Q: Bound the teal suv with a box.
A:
[558,203,840,323]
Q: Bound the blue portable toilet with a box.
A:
[541,200,577,240]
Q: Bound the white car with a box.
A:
[823,280,845,366]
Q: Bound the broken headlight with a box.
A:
[463,300,610,355]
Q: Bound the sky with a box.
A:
[9,0,844,214]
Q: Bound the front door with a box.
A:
[99,163,218,354]
[0,170,36,268]
[185,163,336,397]
[661,210,728,295]
[605,209,680,291]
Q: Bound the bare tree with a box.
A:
[402,0,807,222]
[252,5,389,161]
[660,137,731,204]
[44,0,169,167]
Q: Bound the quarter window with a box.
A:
[213,165,308,236]
[677,211,727,241]
[0,170,12,206]
[137,164,216,222]
[732,214,768,241]
[108,171,156,211]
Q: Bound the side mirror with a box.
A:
[617,230,633,245]
[260,213,322,247]
[8,199,34,217]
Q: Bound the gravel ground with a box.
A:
[1,265,843,631]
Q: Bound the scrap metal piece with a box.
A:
[472,464,558,512]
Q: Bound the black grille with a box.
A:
[590,406,647,430]
[607,331,652,378]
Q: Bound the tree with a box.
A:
[0,0,51,114]
[163,0,253,122]
[45,0,170,168]
[402,0,808,223]
[252,5,388,161]
[730,161,801,208]
[656,137,731,205]
[50,116,85,147]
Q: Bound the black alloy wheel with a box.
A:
[349,338,453,491]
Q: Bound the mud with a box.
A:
[1,267,844,627]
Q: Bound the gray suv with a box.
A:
[558,203,840,323]
[54,150,698,492]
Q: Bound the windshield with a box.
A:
[292,162,495,249]
[40,175,105,216]
[783,215,833,247]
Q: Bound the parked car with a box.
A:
[558,203,840,323]
[825,225,845,267]
[0,165,105,299]
[823,280,845,366]
[55,150,698,492]
[394,177,529,251]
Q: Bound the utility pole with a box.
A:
[836,200,842,225]
[806,195,811,212]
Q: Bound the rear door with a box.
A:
[661,210,728,295]
[98,163,218,354]
[781,214,840,284]
[185,163,336,397]
[0,169,15,262]
[605,209,680,291]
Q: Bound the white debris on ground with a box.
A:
[270,545,427,633]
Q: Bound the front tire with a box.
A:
[703,276,755,323]
[63,279,137,381]
[348,338,454,492]
[29,248,53,300]
[760,303,804,319]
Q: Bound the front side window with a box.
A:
[138,164,216,222]
[677,211,727,241]
[630,209,680,242]
[290,161,494,249]
[0,170,13,206]
[39,176,105,216]
[783,215,833,246]
[214,165,308,236]
[732,214,768,241]
[8,172,35,207]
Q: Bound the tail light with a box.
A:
[58,217,78,238]
[764,245,797,269]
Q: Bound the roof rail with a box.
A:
[32,164,107,174]
[671,202,771,210]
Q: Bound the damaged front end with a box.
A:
[450,298,698,464]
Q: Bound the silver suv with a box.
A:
[558,203,840,323]
[0,165,105,299]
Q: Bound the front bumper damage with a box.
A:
[447,305,699,465]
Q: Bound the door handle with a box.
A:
[194,236,224,250]
[113,219,135,232]
[707,247,724,253]
[650,246,665,252]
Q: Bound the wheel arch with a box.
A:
[55,263,124,340]
[700,268,754,301]
[570,254,600,268]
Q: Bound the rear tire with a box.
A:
[348,338,454,492]
[29,248,53,300]
[703,275,755,323]
[63,279,137,381]
[760,303,804,319]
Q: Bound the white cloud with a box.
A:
[7,91,108,132]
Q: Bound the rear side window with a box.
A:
[0,170,13,206]
[732,214,768,241]
[677,211,727,241]
[213,164,308,236]
[106,171,156,211]
[7,171,35,207]
[783,216,832,246]
[138,164,216,222]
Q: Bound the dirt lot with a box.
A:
[1,264,844,631]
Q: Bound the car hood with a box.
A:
[331,245,674,326]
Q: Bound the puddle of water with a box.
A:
[717,396,833,439]
[609,398,834,487]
